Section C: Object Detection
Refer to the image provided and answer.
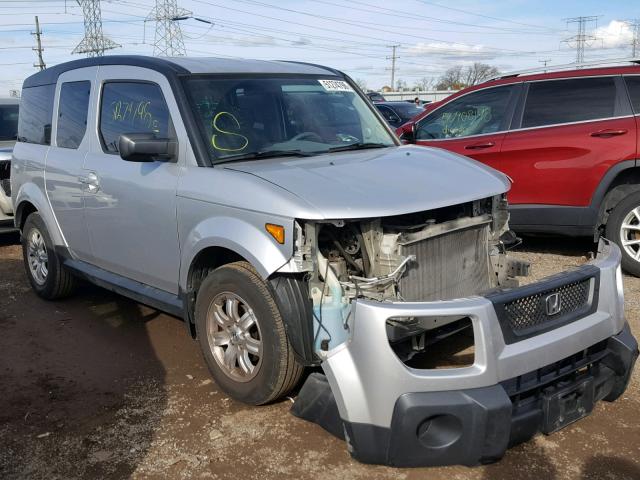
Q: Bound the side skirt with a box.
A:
[63,257,185,319]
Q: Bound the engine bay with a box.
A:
[289,194,531,357]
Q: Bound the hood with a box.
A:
[224,145,510,220]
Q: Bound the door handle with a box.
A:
[78,172,100,193]
[465,141,495,150]
[590,129,628,138]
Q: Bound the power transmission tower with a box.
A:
[386,45,400,90]
[563,16,600,64]
[628,19,640,57]
[73,0,120,57]
[32,16,46,71]
[147,0,190,57]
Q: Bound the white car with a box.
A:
[0,97,19,232]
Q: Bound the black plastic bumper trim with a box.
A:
[292,324,638,467]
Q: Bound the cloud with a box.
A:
[290,36,311,46]
[407,41,496,58]
[594,20,634,49]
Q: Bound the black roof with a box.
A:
[23,56,188,88]
[22,55,340,89]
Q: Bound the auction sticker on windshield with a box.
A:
[318,79,354,92]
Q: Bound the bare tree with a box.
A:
[354,78,368,91]
[395,78,407,91]
[436,63,499,90]
[463,63,500,86]
[413,76,435,91]
[435,65,465,90]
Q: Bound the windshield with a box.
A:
[184,76,396,162]
[0,104,18,141]
[392,103,424,121]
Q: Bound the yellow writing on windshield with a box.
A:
[211,111,249,152]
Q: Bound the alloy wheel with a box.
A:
[27,228,48,286]
[206,292,263,382]
[620,206,640,263]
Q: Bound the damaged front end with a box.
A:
[282,196,637,468]
[287,194,529,357]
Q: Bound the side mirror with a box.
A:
[118,133,177,162]
[398,123,416,144]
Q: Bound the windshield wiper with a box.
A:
[215,149,315,165]
[325,142,391,153]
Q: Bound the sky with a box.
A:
[0,0,637,95]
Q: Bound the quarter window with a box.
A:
[624,76,640,114]
[522,77,617,128]
[18,84,55,145]
[416,86,514,140]
[57,81,91,149]
[99,82,172,154]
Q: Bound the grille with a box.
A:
[398,225,490,302]
[488,266,600,344]
[504,279,591,332]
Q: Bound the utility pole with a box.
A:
[73,0,120,57]
[147,0,190,57]
[32,16,46,71]
[563,16,599,64]
[538,59,551,68]
[386,44,400,90]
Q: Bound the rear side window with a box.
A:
[624,76,640,113]
[0,103,19,141]
[99,82,171,154]
[522,77,616,128]
[18,84,55,145]
[416,85,514,140]
[57,81,91,149]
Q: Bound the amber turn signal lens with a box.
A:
[266,223,285,244]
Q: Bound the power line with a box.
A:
[32,15,46,70]
[563,16,600,64]
[147,0,190,56]
[73,0,120,57]
[412,0,564,33]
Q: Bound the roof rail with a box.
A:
[487,57,640,82]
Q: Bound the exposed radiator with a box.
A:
[398,225,491,301]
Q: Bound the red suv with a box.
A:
[398,63,640,276]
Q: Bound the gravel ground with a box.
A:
[0,233,638,480]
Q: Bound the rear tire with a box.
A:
[606,191,640,277]
[195,261,303,405]
[21,212,76,299]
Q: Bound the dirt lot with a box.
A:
[1,233,639,480]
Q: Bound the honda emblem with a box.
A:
[545,293,562,316]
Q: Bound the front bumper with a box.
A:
[292,240,638,467]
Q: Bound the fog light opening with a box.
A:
[416,414,463,449]
[386,316,475,369]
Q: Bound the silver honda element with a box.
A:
[10,55,637,467]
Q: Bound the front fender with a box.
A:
[14,181,66,246]
[178,203,295,289]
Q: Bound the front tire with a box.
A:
[195,261,303,405]
[606,191,640,277]
[21,212,76,299]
